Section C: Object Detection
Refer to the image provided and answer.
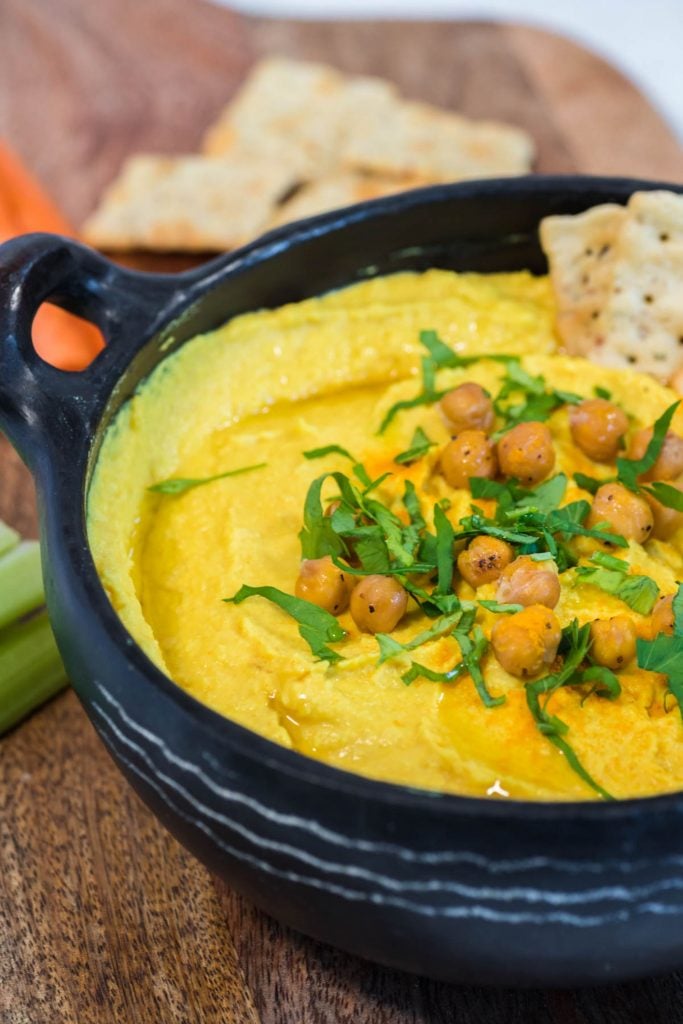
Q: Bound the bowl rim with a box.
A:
[78,173,683,822]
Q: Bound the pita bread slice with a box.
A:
[202,57,397,178]
[539,204,627,355]
[82,154,299,252]
[587,191,683,379]
[339,100,534,181]
[267,171,431,229]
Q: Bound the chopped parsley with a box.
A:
[401,620,502,708]
[462,477,626,568]
[580,665,621,702]
[434,503,456,595]
[375,608,465,664]
[394,426,436,465]
[643,481,683,511]
[616,401,680,492]
[636,583,683,719]
[299,474,349,561]
[525,621,615,801]
[224,585,346,663]
[378,355,448,434]
[576,553,659,615]
[492,361,582,437]
[378,329,515,433]
[478,599,524,614]
[304,445,372,488]
[149,462,266,494]
[573,472,603,495]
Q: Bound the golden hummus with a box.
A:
[88,269,683,801]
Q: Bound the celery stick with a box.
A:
[0,541,44,630]
[0,520,19,558]
[0,610,67,735]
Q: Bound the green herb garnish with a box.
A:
[576,555,659,615]
[525,621,615,800]
[378,356,447,434]
[401,659,468,686]
[394,426,436,465]
[403,624,501,705]
[149,462,267,494]
[375,608,464,664]
[573,472,603,495]
[304,445,372,488]
[458,483,626,567]
[378,330,515,433]
[225,585,346,664]
[580,665,622,701]
[492,362,582,437]
[616,401,680,492]
[419,330,516,372]
[594,386,612,400]
[304,444,356,462]
[478,599,524,614]
[434,503,455,595]
[636,583,683,719]
[453,625,503,707]
[643,481,683,512]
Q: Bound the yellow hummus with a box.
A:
[87,269,683,801]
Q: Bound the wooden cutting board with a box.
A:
[1,2,682,1022]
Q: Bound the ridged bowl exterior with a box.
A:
[2,177,683,986]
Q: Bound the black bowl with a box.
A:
[2,176,683,988]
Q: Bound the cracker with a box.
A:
[587,191,683,379]
[81,154,300,252]
[267,171,431,228]
[339,100,534,181]
[539,204,626,355]
[202,57,398,178]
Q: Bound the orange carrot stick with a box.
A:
[0,141,104,370]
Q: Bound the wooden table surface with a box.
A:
[1,2,683,1021]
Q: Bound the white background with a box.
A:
[213,0,683,142]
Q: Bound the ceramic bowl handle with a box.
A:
[0,232,196,468]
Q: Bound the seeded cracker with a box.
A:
[540,191,683,380]
[81,154,299,252]
[539,204,626,356]
[339,100,534,181]
[589,191,683,379]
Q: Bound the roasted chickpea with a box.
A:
[497,421,555,485]
[644,482,683,540]
[496,555,560,609]
[650,594,675,637]
[350,575,408,634]
[457,535,514,588]
[587,483,653,543]
[491,605,562,678]
[440,430,498,489]
[569,399,628,463]
[295,556,351,615]
[440,382,494,436]
[628,427,683,481]
[589,616,637,670]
